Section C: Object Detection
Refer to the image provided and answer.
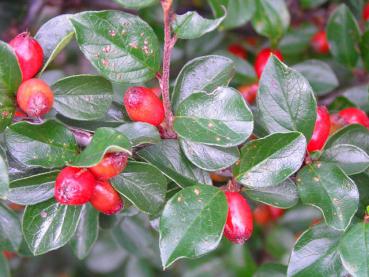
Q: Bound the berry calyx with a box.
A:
[363,3,369,21]
[338,107,369,128]
[89,152,128,180]
[307,106,331,152]
[16,78,54,117]
[123,86,165,126]
[238,83,258,104]
[54,167,96,205]
[311,31,330,54]
[90,180,123,215]
[254,48,283,79]
[9,32,43,81]
[224,191,253,244]
[228,44,247,59]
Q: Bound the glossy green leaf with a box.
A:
[23,199,82,255]
[5,120,79,168]
[339,222,369,277]
[71,11,160,83]
[235,132,306,188]
[113,0,157,9]
[70,204,99,260]
[0,203,22,251]
[254,263,287,277]
[0,93,15,133]
[35,14,74,73]
[360,30,369,71]
[251,0,290,44]
[297,162,359,230]
[207,0,255,29]
[287,224,347,277]
[279,23,317,56]
[115,122,160,147]
[342,85,369,113]
[174,87,253,147]
[70,127,131,167]
[179,139,239,171]
[351,172,369,218]
[111,162,167,215]
[8,171,58,205]
[326,4,361,67]
[171,55,234,112]
[159,185,227,269]
[244,178,298,208]
[0,253,10,277]
[257,56,317,140]
[0,146,8,198]
[172,9,226,40]
[328,96,356,113]
[293,60,339,96]
[52,75,113,121]
[321,144,369,175]
[137,140,212,188]
[299,0,327,9]
[0,41,22,95]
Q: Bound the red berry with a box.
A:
[224,191,253,244]
[9,32,43,81]
[124,86,165,126]
[89,152,128,180]
[268,206,284,220]
[363,3,369,21]
[3,251,16,260]
[307,106,331,152]
[311,31,330,54]
[238,83,258,104]
[228,44,247,59]
[338,107,369,128]
[253,205,272,225]
[90,180,123,215]
[254,48,283,79]
[16,78,54,117]
[55,167,96,205]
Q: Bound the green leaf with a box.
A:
[207,0,255,29]
[0,253,10,277]
[179,139,239,171]
[326,4,361,67]
[70,204,99,260]
[243,178,298,208]
[342,85,369,113]
[339,223,369,277]
[251,0,290,44]
[159,185,227,269]
[297,162,359,230]
[360,30,369,72]
[299,0,327,9]
[137,140,212,188]
[321,144,369,175]
[35,14,74,73]
[235,132,306,188]
[0,146,8,198]
[287,224,347,277]
[8,171,58,205]
[265,227,296,260]
[328,96,356,113]
[115,122,160,147]
[172,9,226,40]
[279,23,317,56]
[174,87,253,147]
[5,120,79,168]
[351,172,369,219]
[111,162,167,215]
[71,11,161,83]
[171,55,234,112]
[293,60,339,96]
[113,0,157,9]
[0,41,22,95]
[0,93,15,133]
[257,56,317,140]
[70,127,131,167]
[52,75,113,121]
[254,263,287,277]
[325,124,369,154]
[23,198,82,255]
[0,203,22,251]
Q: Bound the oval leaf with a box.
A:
[52,75,113,121]
[0,203,22,251]
[115,122,160,147]
[297,162,359,230]
[0,146,8,198]
[159,185,227,269]
[174,87,253,147]
[235,132,306,188]
[5,120,79,168]
[71,11,161,83]
[0,41,21,95]
[0,93,15,133]
[23,199,82,255]
[257,56,317,140]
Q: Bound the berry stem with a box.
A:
[159,0,177,138]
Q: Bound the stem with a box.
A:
[159,0,177,138]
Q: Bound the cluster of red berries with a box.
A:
[9,33,54,117]
[54,152,128,215]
